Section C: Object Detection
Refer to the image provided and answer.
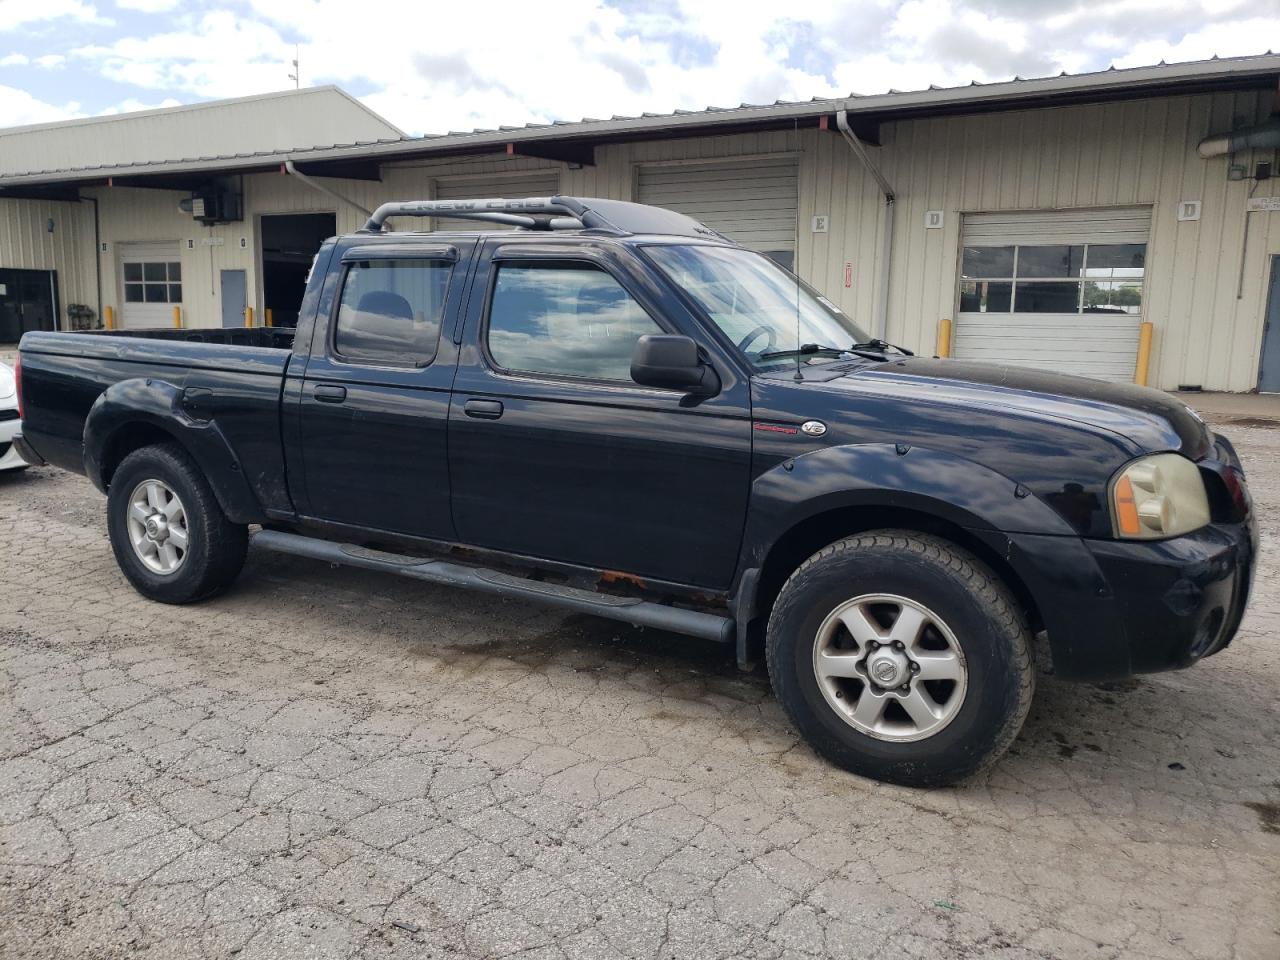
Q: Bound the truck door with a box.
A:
[296,241,472,540]
[447,240,752,590]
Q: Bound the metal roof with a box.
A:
[2,52,1277,190]
[0,86,405,181]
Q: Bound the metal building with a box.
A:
[1,55,1278,393]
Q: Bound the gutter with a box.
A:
[836,109,896,339]
[282,160,372,218]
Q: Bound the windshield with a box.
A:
[645,244,871,370]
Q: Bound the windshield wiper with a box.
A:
[851,338,914,356]
[758,343,849,362]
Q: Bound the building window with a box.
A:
[333,259,451,365]
[959,243,1144,315]
[487,262,663,381]
[124,261,182,304]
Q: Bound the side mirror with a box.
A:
[630,335,719,395]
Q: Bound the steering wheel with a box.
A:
[737,325,776,354]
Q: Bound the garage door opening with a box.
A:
[0,268,58,343]
[954,207,1151,382]
[260,213,336,328]
[637,158,799,270]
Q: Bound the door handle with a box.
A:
[314,385,347,403]
[464,399,504,420]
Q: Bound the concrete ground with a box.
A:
[1,401,1278,960]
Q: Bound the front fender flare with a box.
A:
[730,443,1082,664]
[83,377,265,524]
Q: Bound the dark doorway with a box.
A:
[1260,256,1280,393]
[0,269,58,343]
[260,213,336,328]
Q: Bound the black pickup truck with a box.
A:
[14,196,1258,786]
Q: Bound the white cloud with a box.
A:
[0,83,81,125]
[0,0,108,31]
[35,54,66,68]
[0,52,29,66]
[28,0,1280,136]
[113,0,180,10]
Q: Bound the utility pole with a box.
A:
[288,45,300,89]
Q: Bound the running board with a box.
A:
[251,529,734,644]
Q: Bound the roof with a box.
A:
[0,86,404,179]
[2,52,1277,192]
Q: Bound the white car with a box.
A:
[0,360,28,471]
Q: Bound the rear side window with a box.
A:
[486,262,663,381]
[333,259,451,365]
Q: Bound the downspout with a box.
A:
[836,109,896,339]
[283,160,373,219]
[82,194,102,329]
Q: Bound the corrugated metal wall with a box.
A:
[6,88,1274,389]
[0,196,96,324]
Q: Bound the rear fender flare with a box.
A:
[83,377,264,524]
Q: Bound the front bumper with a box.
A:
[1006,515,1256,681]
[0,415,29,469]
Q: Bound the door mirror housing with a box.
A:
[630,335,719,395]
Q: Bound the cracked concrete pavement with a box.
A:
[1,402,1278,960]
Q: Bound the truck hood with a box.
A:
[845,357,1211,458]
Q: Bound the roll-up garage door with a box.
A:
[954,206,1151,382]
[118,241,182,329]
[432,171,561,231]
[636,158,799,268]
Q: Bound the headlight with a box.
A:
[1111,453,1210,539]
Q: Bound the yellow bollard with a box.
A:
[1134,321,1154,386]
[265,308,273,328]
[172,305,182,329]
[936,318,952,358]
[244,306,255,328]
[104,306,114,330]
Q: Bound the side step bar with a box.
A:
[251,529,734,644]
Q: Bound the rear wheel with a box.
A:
[766,531,1034,787]
[107,443,247,603]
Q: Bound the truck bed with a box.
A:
[17,328,296,518]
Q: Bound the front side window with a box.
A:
[333,259,451,365]
[486,262,663,381]
[646,243,869,371]
[959,242,1145,315]
[124,261,181,304]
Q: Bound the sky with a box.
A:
[1,0,1278,137]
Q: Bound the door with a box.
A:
[637,158,799,269]
[448,244,753,589]
[432,171,560,231]
[220,269,247,327]
[1259,257,1280,393]
[954,207,1151,382]
[296,241,472,540]
[0,269,58,342]
[119,241,182,329]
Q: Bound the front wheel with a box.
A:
[766,531,1034,787]
[106,443,248,604]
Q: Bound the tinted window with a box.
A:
[961,246,1014,278]
[334,259,450,365]
[487,263,663,381]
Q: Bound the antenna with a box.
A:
[288,45,299,89]
[792,118,803,382]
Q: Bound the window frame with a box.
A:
[479,255,676,388]
[123,260,182,305]
[327,257,456,370]
[957,241,1147,317]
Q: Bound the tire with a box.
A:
[106,443,248,604]
[766,531,1034,787]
